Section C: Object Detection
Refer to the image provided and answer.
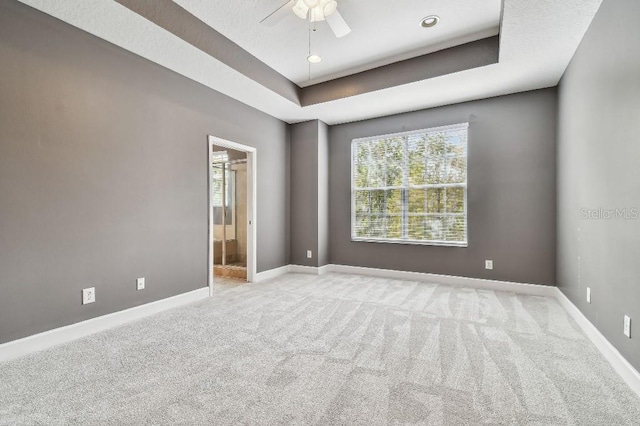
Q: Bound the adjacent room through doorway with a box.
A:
[207,135,257,292]
[211,145,248,281]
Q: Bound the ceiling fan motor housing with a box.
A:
[294,0,338,22]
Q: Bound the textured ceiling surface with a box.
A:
[17,0,603,125]
[173,0,502,87]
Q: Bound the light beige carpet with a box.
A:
[1,272,639,425]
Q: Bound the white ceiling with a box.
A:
[172,0,502,87]
[18,0,603,125]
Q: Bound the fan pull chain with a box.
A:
[308,18,312,81]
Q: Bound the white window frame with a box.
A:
[350,123,468,247]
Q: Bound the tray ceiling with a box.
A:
[17,0,603,125]
[173,0,502,87]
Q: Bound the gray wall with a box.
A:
[289,121,319,266]
[289,120,330,267]
[301,36,500,106]
[0,1,289,344]
[329,89,557,285]
[114,0,301,104]
[317,121,330,267]
[557,0,640,371]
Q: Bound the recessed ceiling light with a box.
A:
[420,15,440,28]
[307,54,322,63]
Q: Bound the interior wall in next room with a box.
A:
[329,89,558,285]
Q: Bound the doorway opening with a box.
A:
[208,136,257,295]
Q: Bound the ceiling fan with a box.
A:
[260,0,352,38]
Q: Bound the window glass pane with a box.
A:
[407,136,425,185]
[370,190,385,214]
[211,166,223,206]
[354,213,368,238]
[427,133,447,156]
[386,215,402,239]
[445,130,467,156]
[445,187,464,213]
[408,216,426,240]
[355,164,369,188]
[353,142,369,165]
[386,190,402,215]
[426,133,447,184]
[446,157,466,183]
[368,140,386,187]
[425,216,445,241]
[426,157,444,184]
[355,190,370,214]
[408,189,425,214]
[385,138,403,186]
[369,215,385,238]
[386,163,403,187]
[426,188,445,213]
[354,143,370,188]
[355,214,385,239]
[444,216,466,242]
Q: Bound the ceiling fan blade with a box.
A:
[326,10,351,38]
[259,0,293,26]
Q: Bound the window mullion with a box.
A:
[401,136,409,239]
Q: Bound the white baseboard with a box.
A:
[327,264,557,297]
[254,265,290,282]
[555,288,640,397]
[288,264,331,275]
[0,287,209,363]
[288,264,317,274]
[318,265,331,275]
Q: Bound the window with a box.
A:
[211,151,232,225]
[351,123,468,246]
[211,151,229,207]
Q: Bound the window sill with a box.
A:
[351,237,468,248]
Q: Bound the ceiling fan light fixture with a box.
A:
[310,6,325,22]
[323,0,338,16]
[307,54,322,63]
[292,0,309,19]
[420,15,440,28]
[303,0,319,8]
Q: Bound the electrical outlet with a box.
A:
[307,250,313,259]
[624,315,631,338]
[136,277,145,291]
[485,260,493,270]
[82,287,95,305]
[587,287,591,304]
